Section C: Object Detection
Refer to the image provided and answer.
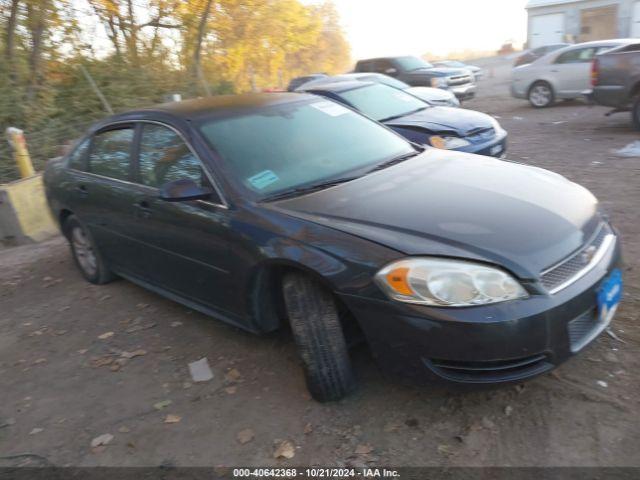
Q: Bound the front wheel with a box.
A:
[282,272,356,402]
[64,215,115,284]
[528,81,554,108]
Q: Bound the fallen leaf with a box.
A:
[224,386,237,395]
[126,320,156,333]
[90,433,114,448]
[164,414,182,424]
[99,295,112,302]
[121,349,147,359]
[29,427,44,435]
[437,444,452,455]
[118,426,130,433]
[355,444,373,455]
[225,368,242,383]
[237,428,254,444]
[98,332,114,340]
[504,405,513,416]
[33,358,47,365]
[170,321,183,327]
[597,380,608,388]
[91,356,114,368]
[154,400,172,410]
[77,349,89,355]
[273,440,295,459]
[303,423,313,435]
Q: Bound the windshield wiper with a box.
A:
[380,107,428,122]
[367,150,421,173]
[262,176,360,202]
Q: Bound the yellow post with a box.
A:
[6,127,35,178]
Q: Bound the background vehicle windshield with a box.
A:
[395,56,434,71]
[198,99,415,197]
[362,74,410,90]
[339,83,428,121]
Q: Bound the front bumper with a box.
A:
[449,83,477,100]
[457,129,508,158]
[339,237,621,385]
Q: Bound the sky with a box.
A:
[318,0,529,59]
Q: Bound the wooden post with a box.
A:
[6,128,35,178]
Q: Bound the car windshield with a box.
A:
[361,74,410,90]
[440,60,464,67]
[198,99,415,197]
[395,56,434,71]
[338,83,428,122]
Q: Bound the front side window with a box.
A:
[339,83,427,122]
[68,139,90,170]
[138,124,203,188]
[198,99,415,197]
[89,128,134,181]
[555,47,596,64]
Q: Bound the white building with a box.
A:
[526,0,640,48]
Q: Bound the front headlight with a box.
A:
[429,135,470,149]
[375,258,528,307]
[430,77,448,88]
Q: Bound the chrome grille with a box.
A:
[447,75,473,86]
[540,223,614,294]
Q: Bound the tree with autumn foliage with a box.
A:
[0,0,351,181]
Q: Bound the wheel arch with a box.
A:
[246,257,361,337]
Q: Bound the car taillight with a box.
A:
[591,59,599,87]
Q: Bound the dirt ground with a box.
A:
[1,61,640,468]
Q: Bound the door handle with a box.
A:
[76,185,88,197]
[135,200,152,218]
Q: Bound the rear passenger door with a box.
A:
[129,122,235,315]
[552,47,598,95]
[76,125,149,277]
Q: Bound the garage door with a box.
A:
[580,5,618,42]
[632,1,640,38]
[530,14,565,49]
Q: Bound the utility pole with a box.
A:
[78,64,114,114]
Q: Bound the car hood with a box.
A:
[270,151,600,279]
[384,106,495,136]
[408,67,468,77]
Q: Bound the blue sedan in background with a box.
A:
[301,80,507,158]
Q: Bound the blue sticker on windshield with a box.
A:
[248,170,279,190]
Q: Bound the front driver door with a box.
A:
[128,122,238,319]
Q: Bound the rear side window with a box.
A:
[89,128,134,181]
[555,47,597,64]
[357,60,374,72]
[137,124,204,188]
[67,139,90,170]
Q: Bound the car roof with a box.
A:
[556,39,636,52]
[95,93,317,125]
[303,80,376,93]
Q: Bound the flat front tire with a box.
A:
[528,81,554,108]
[63,215,115,285]
[282,272,355,402]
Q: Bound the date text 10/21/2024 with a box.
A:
[232,468,401,478]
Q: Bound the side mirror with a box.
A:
[385,68,398,75]
[159,179,212,202]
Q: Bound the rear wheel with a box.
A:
[528,81,554,108]
[63,215,115,284]
[632,95,640,131]
[282,272,356,402]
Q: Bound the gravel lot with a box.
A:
[1,59,639,468]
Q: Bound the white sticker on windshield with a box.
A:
[310,101,350,117]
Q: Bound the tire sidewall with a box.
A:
[63,216,108,284]
[633,96,640,131]
[529,81,554,108]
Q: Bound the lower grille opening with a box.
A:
[568,308,603,353]
[425,353,552,383]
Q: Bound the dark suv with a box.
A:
[354,55,476,100]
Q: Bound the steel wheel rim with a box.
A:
[72,227,97,276]
[530,85,551,107]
